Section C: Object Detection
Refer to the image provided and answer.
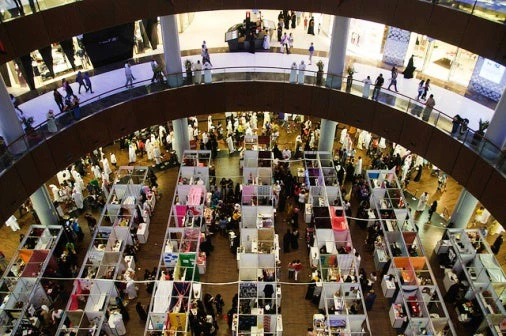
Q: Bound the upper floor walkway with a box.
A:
[0,0,505,68]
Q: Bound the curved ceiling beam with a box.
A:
[0,0,505,66]
[0,81,504,226]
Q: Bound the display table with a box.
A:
[137,223,149,244]
[374,247,388,271]
[443,269,458,291]
[381,275,396,298]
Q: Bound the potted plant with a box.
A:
[472,118,489,145]
[184,59,193,84]
[316,60,324,86]
[345,65,356,92]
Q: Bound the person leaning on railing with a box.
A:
[0,136,12,169]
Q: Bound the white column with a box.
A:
[30,185,59,226]
[160,15,184,87]
[449,189,478,229]
[485,87,506,151]
[318,119,338,152]
[172,118,190,161]
[0,76,27,154]
[325,16,350,89]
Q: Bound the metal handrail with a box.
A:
[0,65,504,178]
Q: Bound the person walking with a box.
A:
[308,42,314,64]
[422,94,436,121]
[421,79,431,100]
[124,62,135,88]
[371,74,384,100]
[417,79,425,100]
[136,302,148,321]
[76,71,88,94]
[387,66,398,92]
[362,76,371,98]
[293,260,302,281]
[53,89,64,112]
[83,72,94,93]
[288,260,295,280]
[288,33,294,51]
[281,33,290,54]
[427,200,438,223]
[62,78,74,98]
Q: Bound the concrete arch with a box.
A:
[1,81,504,225]
[0,0,505,66]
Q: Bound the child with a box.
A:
[215,294,225,316]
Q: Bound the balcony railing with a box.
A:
[0,66,504,180]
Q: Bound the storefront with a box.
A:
[347,19,386,61]
[407,34,478,87]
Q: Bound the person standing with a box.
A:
[46,110,57,133]
[308,42,314,64]
[387,66,398,92]
[76,71,88,94]
[281,32,289,54]
[10,94,23,114]
[307,16,315,35]
[150,59,160,83]
[62,78,74,97]
[293,260,302,281]
[83,72,94,93]
[288,33,294,51]
[298,60,306,84]
[53,89,64,112]
[422,94,436,121]
[364,290,377,311]
[403,55,416,79]
[416,192,428,212]
[263,33,270,50]
[283,229,291,253]
[362,76,372,98]
[428,200,438,222]
[291,11,296,29]
[491,235,504,255]
[371,74,384,100]
[124,63,135,88]
[289,62,297,84]
[193,60,203,84]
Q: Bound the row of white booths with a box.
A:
[56,166,155,336]
[147,151,211,335]
[304,152,371,336]
[0,225,64,336]
[435,228,506,335]
[234,149,281,335]
[365,170,456,336]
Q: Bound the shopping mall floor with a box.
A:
[0,113,504,335]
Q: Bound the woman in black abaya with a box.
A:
[307,17,315,35]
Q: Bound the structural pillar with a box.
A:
[318,119,338,153]
[325,16,350,89]
[449,189,478,228]
[485,87,506,151]
[160,15,184,87]
[30,185,59,226]
[0,75,27,154]
[172,118,190,161]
